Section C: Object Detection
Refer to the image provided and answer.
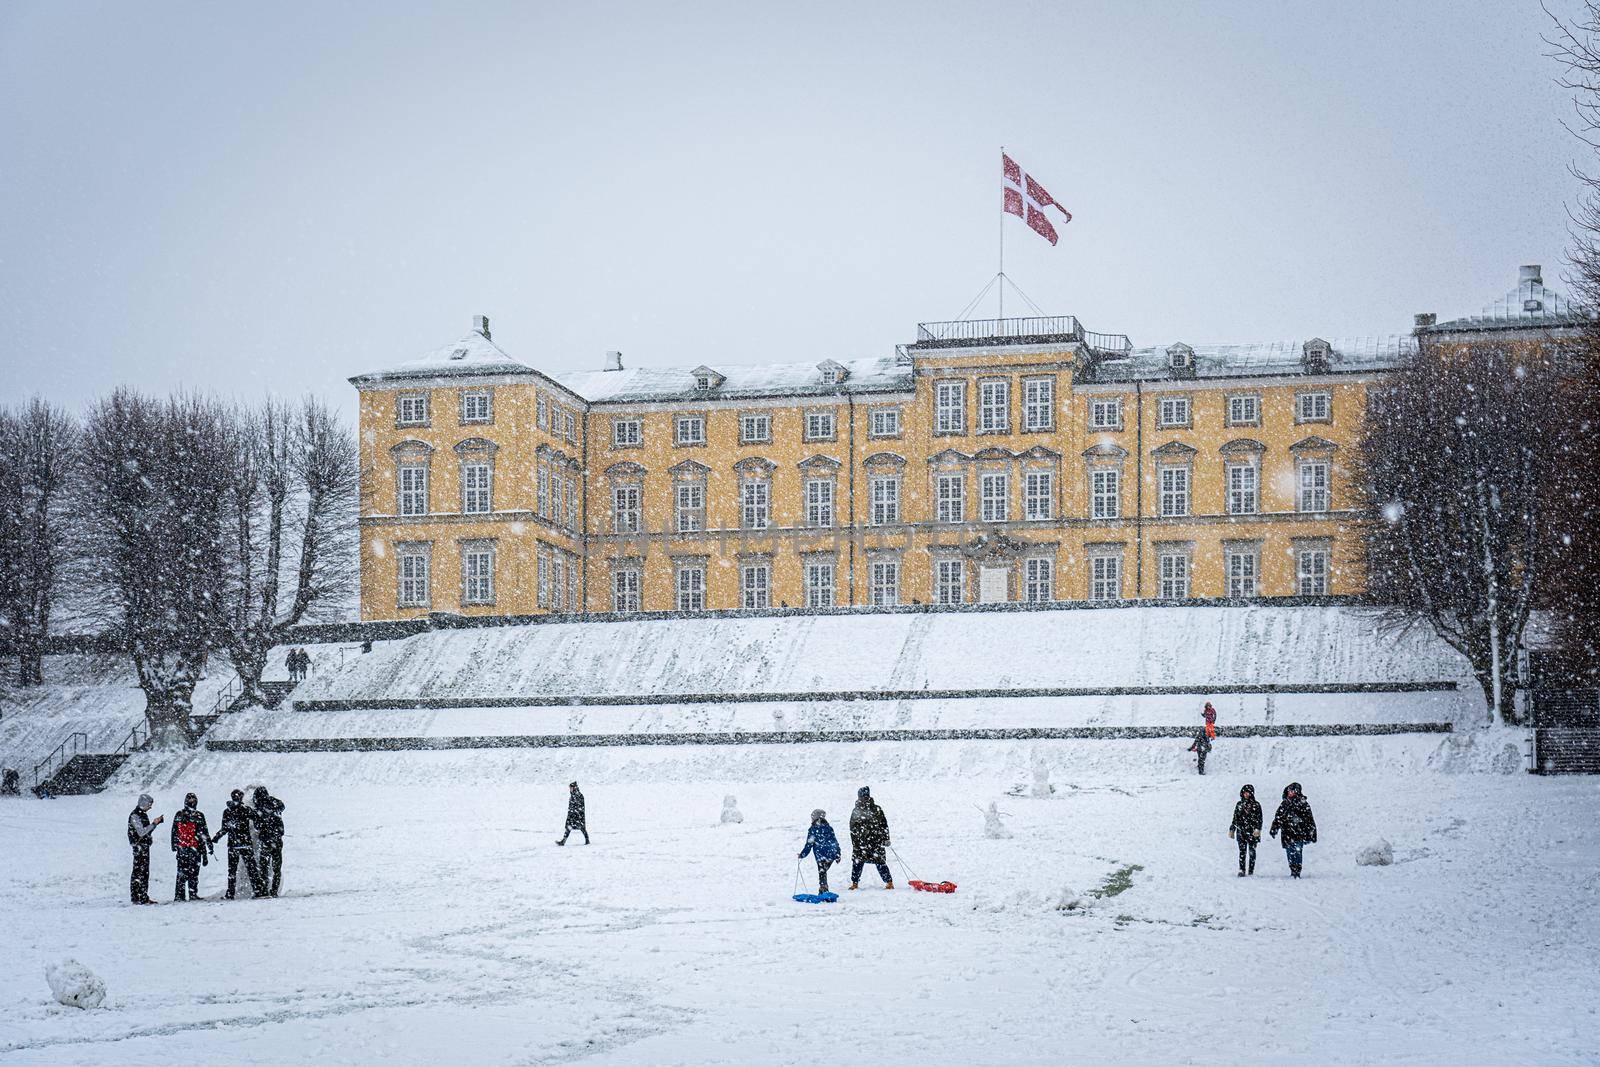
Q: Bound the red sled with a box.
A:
[909,880,958,894]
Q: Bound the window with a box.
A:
[1089,397,1122,430]
[980,472,1009,523]
[1022,377,1054,432]
[934,380,966,434]
[1158,396,1191,428]
[805,410,836,441]
[1226,547,1259,598]
[1298,547,1330,595]
[675,564,705,612]
[612,567,641,613]
[460,390,491,424]
[1298,460,1330,513]
[740,414,772,444]
[537,553,551,608]
[550,553,566,611]
[870,476,899,525]
[551,476,565,528]
[1091,469,1120,519]
[1024,471,1054,521]
[675,482,704,532]
[695,373,714,391]
[740,479,771,530]
[612,484,641,533]
[1227,394,1260,427]
[934,559,965,605]
[1159,466,1190,517]
[570,563,582,613]
[612,418,642,447]
[461,543,494,605]
[979,379,1010,433]
[536,466,549,518]
[870,560,899,606]
[675,414,705,446]
[563,411,577,443]
[1227,463,1259,515]
[461,461,492,514]
[1158,551,1190,599]
[1297,392,1332,423]
[740,563,771,609]
[935,473,965,524]
[396,393,428,427]
[566,475,579,530]
[398,464,428,517]
[1024,557,1054,603]
[869,407,901,438]
[536,394,550,430]
[397,544,430,607]
[805,560,835,607]
[805,478,835,528]
[1089,553,1122,601]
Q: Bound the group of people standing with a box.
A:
[127,787,286,904]
[798,786,893,892]
[1229,782,1318,877]
[285,648,312,683]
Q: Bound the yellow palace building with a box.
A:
[350,266,1586,621]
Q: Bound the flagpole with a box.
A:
[998,145,1005,320]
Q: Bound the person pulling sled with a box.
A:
[798,809,842,893]
[1269,782,1318,878]
[848,787,893,890]
[1229,784,1262,876]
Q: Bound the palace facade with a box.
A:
[351,265,1587,620]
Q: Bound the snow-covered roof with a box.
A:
[1090,336,1416,383]
[1430,265,1593,332]
[350,327,537,385]
[556,355,911,404]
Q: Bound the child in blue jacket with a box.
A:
[798,809,842,893]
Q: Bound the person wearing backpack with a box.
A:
[127,794,164,904]
[170,793,213,901]
[1229,784,1263,877]
[213,789,266,899]
[797,809,842,893]
[1269,782,1319,878]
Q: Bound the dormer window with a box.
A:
[690,365,726,392]
[1302,338,1332,374]
[1166,343,1193,370]
[818,359,848,386]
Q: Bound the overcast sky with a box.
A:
[0,1,1585,415]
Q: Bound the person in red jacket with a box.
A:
[170,793,213,901]
[1202,702,1218,740]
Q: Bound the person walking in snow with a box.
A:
[127,794,164,904]
[797,809,842,893]
[1229,784,1262,877]
[1188,728,1213,775]
[557,781,589,845]
[253,786,286,897]
[1268,782,1318,878]
[213,789,265,899]
[848,787,893,890]
[1202,702,1218,739]
[170,793,213,901]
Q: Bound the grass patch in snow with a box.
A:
[1090,863,1144,900]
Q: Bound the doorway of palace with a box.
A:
[978,565,1010,604]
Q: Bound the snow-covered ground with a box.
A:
[2,746,1595,1064]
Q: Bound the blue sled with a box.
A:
[793,892,839,904]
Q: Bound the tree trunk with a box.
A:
[233,643,270,709]
[132,650,203,748]
[15,633,42,686]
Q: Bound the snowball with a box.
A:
[1356,839,1394,867]
[719,795,744,824]
[45,959,105,1009]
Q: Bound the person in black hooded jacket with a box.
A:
[1269,781,1318,878]
[170,793,213,901]
[212,789,265,899]
[1229,784,1263,876]
[253,787,286,897]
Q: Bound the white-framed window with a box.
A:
[537,552,551,608]
[612,484,641,533]
[461,461,492,514]
[460,390,491,424]
[1227,394,1260,427]
[461,542,494,605]
[934,380,966,434]
[980,472,1009,523]
[397,544,431,607]
[1157,396,1190,428]
[675,482,705,532]
[935,473,965,524]
[1296,392,1332,423]
[1159,466,1190,517]
[870,560,900,606]
[566,475,579,530]
[740,479,771,530]
[1089,397,1122,430]
[1022,377,1054,432]
[1297,460,1330,513]
[740,562,771,609]
[536,394,550,430]
[739,413,771,445]
[804,409,836,441]
[804,560,835,607]
[612,418,642,447]
[1091,468,1120,519]
[1226,547,1259,597]
[1227,462,1259,515]
[1158,551,1190,599]
[550,553,566,611]
[396,393,428,427]
[1024,557,1054,603]
[675,563,705,612]
[612,567,641,613]
[398,463,429,517]
[934,558,965,605]
[805,478,835,528]
[1089,553,1122,601]
[563,410,577,443]
[869,407,901,438]
[979,379,1010,433]
[1024,471,1054,521]
[870,476,899,525]
[675,414,705,446]
[1298,547,1330,595]
[570,563,582,613]
[536,466,550,518]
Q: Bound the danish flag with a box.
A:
[1003,152,1072,246]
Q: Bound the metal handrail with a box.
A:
[1082,329,1133,355]
[917,315,1083,343]
[33,731,89,787]
[113,722,148,758]
[211,677,241,716]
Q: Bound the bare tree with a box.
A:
[0,399,79,686]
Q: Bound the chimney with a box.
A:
[1519,265,1542,285]
[1413,312,1436,330]
[473,314,491,340]
[603,350,623,371]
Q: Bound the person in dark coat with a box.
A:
[253,786,286,897]
[1188,729,1213,775]
[848,787,893,890]
[127,793,164,904]
[1269,781,1318,878]
[557,781,589,845]
[797,809,843,893]
[1229,784,1263,876]
[170,793,213,901]
[212,789,265,899]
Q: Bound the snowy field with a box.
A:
[2,749,1597,1064]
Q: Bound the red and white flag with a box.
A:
[1003,152,1072,245]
